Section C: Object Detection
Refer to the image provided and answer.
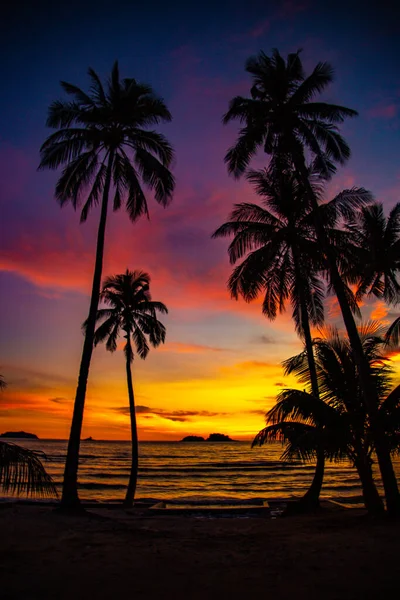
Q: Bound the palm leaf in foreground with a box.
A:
[0,441,57,498]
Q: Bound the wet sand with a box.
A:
[1,504,398,599]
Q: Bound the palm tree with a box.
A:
[213,168,368,507]
[39,62,175,510]
[345,202,400,457]
[252,323,397,514]
[223,48,400,514]
[91,270,167,507]
[213,169,325,506]
[343,202,400,304]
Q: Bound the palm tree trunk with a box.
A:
[295,159,400,515]
[354,455,385,515]
[293,250,325,509]
[61,152,114,511]
[124,338,139,508]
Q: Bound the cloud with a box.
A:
[367,104,397,119]
[370,300,390,321]
[49,397,70,404]
[160,342,229,354]
[235,360,275,369]
[274,382,285,387]
[231,19,270,42]
[251,335,275,345]
[112,405,227,422]
[230,0,309,43]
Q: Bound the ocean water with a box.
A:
[4,439,400,504]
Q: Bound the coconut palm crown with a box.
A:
[223,48,357,180]
[39,61,175,221]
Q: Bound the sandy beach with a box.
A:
[1,504,399,599]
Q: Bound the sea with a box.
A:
[4,439,400,504]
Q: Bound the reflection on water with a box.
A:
[4,439,399,503]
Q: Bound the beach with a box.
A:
[1,504,399,599]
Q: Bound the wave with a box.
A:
[13,440,399,503]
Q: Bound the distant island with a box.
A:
[0,431,39,439]
[207,433,236,442]
[83,436,94,441]
[181,433,236,442]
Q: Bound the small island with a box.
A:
[0,431,39,439]
[207,433,235,442]
[180,433,236,442]
[83,436,94,441]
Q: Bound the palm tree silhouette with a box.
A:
[253,323,396,515]
[39,63,175,509]
[91,270,167,507]
[344,202,400,304]
[223,48,400,514]
[213,168,369,507]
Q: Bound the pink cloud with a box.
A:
[160,342,229,354]
[367,103,397,119]
[169,45,203,73]
[276,0,310,18]
[249,19,270,38]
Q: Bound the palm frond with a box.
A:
[385,316,400,346]
[290,61,335,104]
[0,374,6,390]
[0,441,57,497]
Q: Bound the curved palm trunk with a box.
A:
[293,251,325,510]
[353,454,385,515]
[61,152,114,511]
[295,159,400,516]
[124,338,139,508]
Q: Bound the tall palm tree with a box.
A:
[223,48,400,514]
[91,270,167,507]
[39,62,175,510]
[213,169,325,508]
[253,323,397,515]
[213,168,368,507]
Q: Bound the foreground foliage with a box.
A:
[0,441,57,498]
[253,323,400,514]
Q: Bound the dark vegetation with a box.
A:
[215,48,400,515]
[181,434,235,442]
[0,432,39,439]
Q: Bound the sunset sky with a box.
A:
[1,0,399,440]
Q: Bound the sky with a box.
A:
[0,0,399,440]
